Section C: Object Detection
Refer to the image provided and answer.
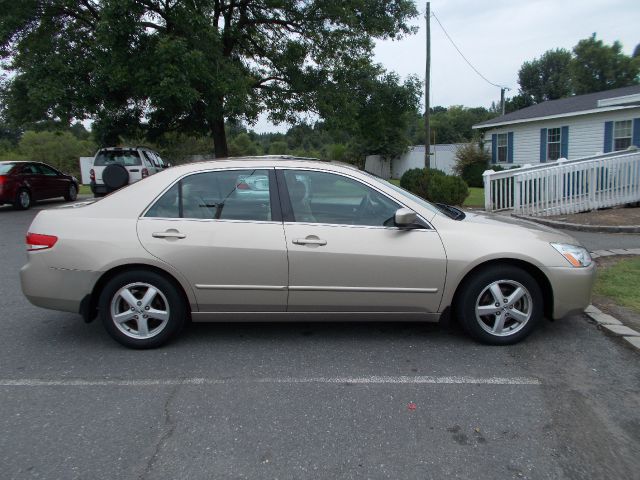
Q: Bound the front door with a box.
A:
[278,169,447,313]
[137,168,288,312]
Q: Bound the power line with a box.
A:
[431,10,509,90]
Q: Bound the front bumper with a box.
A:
[20,253,98,314]
[545,262,597,319]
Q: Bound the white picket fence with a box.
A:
[483,149,640,216]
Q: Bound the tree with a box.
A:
[1,0,417,157]
[517,49,573,103]
[571,34,640,94]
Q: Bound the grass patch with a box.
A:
[464,187,484,207]
[594,257,640,313]
[79,184,91,195]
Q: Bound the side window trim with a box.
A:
[276,167,431,229]
[142,167,282,223]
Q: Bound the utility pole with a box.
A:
[424,2,431,169]
[500,87,506,115]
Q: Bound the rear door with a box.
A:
[278,168,447,313]
[137,168,288,312]
[35,163,68,198]
[20,163,47,199]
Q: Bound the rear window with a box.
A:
[94,150,142,166]
[0,163,16,174]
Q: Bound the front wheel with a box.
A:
[99,270,187,349]
[455,266,543,345]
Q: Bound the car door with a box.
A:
[279,168,447,313]
[20,163,47,199]
[35,163,67,198]
[137,168,288,312]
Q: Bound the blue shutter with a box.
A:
[540,128,547,162]
[561,126,569,158]
[604,121,613,153]
[633,118,640,148]
[507,132,514,163]
[491,134,497,164]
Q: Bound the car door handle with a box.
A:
[292,237,327,246]
[152,231,186,239]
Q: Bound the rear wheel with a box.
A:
[455,265,543,345]
[99,270,187,349]
[64,183,78,201]
[14,188,32,210]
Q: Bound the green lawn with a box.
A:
[388,179,484,208]
[79,184,91,195]
[594,257,640,313]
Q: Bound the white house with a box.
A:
[365,143,464,179]
[472,85,640,166]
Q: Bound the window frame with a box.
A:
[141,167,282,223]
[613,120,632,151]
[496,133,508,163]
[547,127,561,161]
[275,167,431,230]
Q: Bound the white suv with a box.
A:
[89,147,169,197]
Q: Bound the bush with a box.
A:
[400,168,468,206]
[453,142,490,187]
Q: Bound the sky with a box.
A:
[254,0,639,133]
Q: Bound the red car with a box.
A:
[0,161,79,210]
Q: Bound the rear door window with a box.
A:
[145,169,273,221]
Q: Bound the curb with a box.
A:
[584,305,640,353]
[511,214,640,233]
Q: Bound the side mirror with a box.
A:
[394,207,417,227]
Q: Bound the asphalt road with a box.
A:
[1,201,639,479]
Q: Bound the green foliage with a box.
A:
[0,130,95,177]
[1,0,419,157]
[571,34,640,95]
[400,168,468,206]
[518,49,573,103]
[407,106,496,144]
[507,34,639,110]
[453,143,491,188]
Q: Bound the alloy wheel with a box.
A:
[474,279,532,337]
[110,282,170,339]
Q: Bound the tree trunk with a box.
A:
[211,116,228,158]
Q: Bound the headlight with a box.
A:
[551,243,592,267]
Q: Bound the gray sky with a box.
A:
[254,0,639,133]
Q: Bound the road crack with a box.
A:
[139,383,181,480]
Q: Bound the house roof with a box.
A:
[473,85,640,129]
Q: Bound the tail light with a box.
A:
[26,233,58,251]
[141,168,149,178]
[236,182,250,190]
[89,169,95,182]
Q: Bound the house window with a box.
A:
[496,133,508,163]
[547,128,561,161]
[613,120,632,151]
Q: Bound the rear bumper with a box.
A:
[545,263,596,319]
[20,253,98,314]
[90,182,114,195]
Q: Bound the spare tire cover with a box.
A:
[102,164,129,189]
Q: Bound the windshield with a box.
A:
[94,150,141,166]
[0,163,16,174]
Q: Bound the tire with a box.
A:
[64,183,78,201]
[102,164,129,190]
[455,265,543,345]
[14,188,32,210]
[99,270,187,349]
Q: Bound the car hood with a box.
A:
[460,210,580,244]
